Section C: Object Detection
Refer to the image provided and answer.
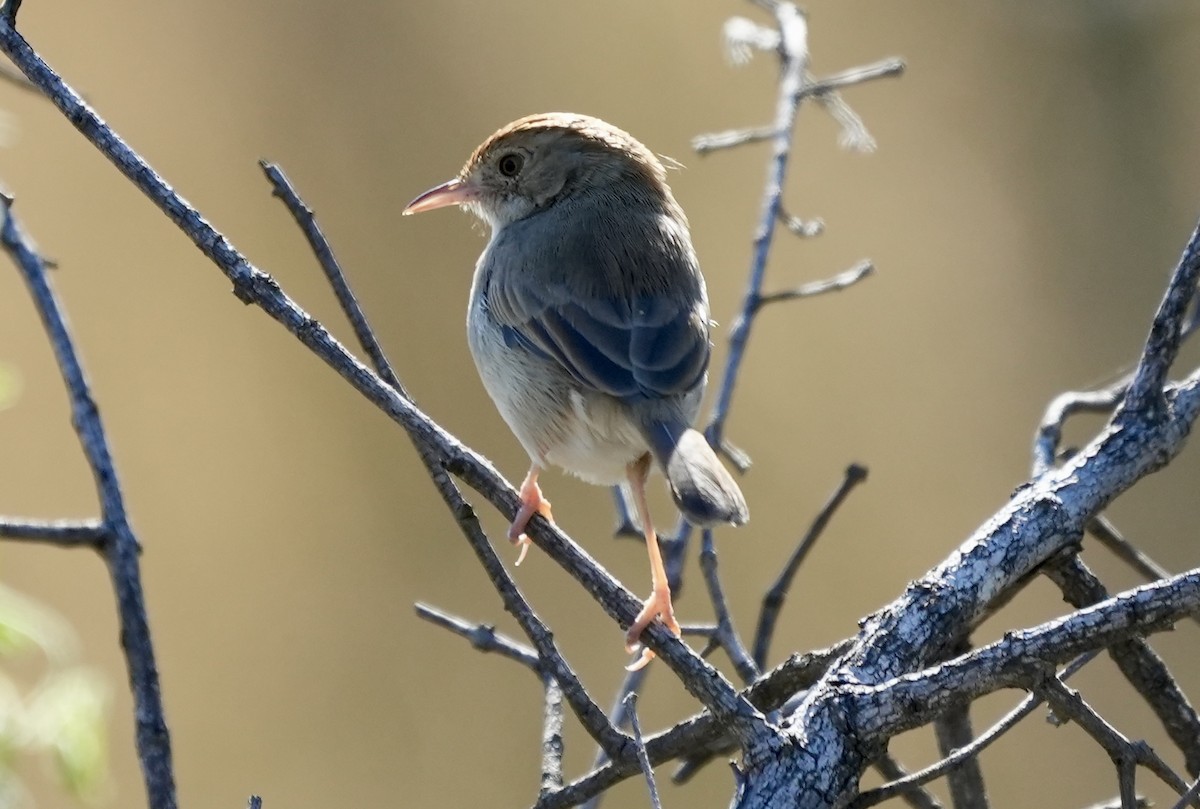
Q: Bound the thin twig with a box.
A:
[1173,778,1200,809]
[1044,555,1200,774]
[1,199,177,809]
[870,755,943,809]
[563,643,849,807]
[933,706,988,809]
[777,205,824,237]
[692,126,775,156]
[699,528,758,683]
[1087,515,1200,631]
[753,464,867,669]
[1033,385,1126,476]
[414,603,540,672]
[624,693,663,809]
[796,58,906,101]
[0,516,106,548]
[704,2,810,452]
[1123,220,1200,414]
[754,260,874,310]
[581,665,653,809]
[260,161,407,397]
[1037,675,1195,805]
[852,652,1098,808]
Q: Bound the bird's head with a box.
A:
[403,112,676,230]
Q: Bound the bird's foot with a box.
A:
[508,478,554,566]
[624,586,681,671]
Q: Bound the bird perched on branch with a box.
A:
[404,113,748,668]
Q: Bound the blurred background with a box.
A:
[2,1,1200,807]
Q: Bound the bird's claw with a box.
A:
[509,479,553,566]
[624,588,681,670]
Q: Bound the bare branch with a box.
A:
[1123,220,1200,414]
[754,260,874,310]
[1036,675,1194,805]
[624,693,663,809]
[852,653,1100,809]
[698,528,758,682]
[1173,778,1200,809]
[1034,385,1126,475]
[1087,515,1200,631]
[414,603,540,673]
[933,706,988,809]
[560,644,849,807]
[1,198,176,808]
[853,567,1200,742]
[869,755,943,809]
[0,516,106,548]
[797,58,906,101]
[777,205,824,237]
[705,1,810,453]
[753,463,867,668]
[692,125,775,155]
[259,161,407,397]
[1044,555,1200,773]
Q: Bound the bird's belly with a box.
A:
[468,315,645,485]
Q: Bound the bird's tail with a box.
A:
[642,423,749,528]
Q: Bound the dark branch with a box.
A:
[753,463,867,668]
[869,755,943,809]
[623,693,663,809]
[698,528,758,683]
[0,516,106,548]
[414,603,540,673]
[259,160,407,396]
[1,198,177,809]
[852,652,1099,808]
[933,706,988,809]
[1123,219,1200,414]
[1045,555,1200,774]
[1037,675,1193,804]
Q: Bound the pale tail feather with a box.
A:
[642,423,749,527]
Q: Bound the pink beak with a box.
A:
[402,178,477,215]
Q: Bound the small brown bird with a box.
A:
[404,113,748,667]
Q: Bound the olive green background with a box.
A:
[3,2,1200,807]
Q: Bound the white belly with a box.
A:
[468,300,648,486]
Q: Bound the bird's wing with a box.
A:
[485,270,710,402]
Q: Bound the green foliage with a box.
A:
[0,583,109,806]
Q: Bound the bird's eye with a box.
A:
[497,152,524,178]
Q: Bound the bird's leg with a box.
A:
[509,464,554,566]
[624,454,681,670]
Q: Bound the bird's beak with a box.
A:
[402,178,477,215]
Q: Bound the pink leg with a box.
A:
[509,465,554,566]
[623,455,682,671]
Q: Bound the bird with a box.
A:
[403,113,748,668]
